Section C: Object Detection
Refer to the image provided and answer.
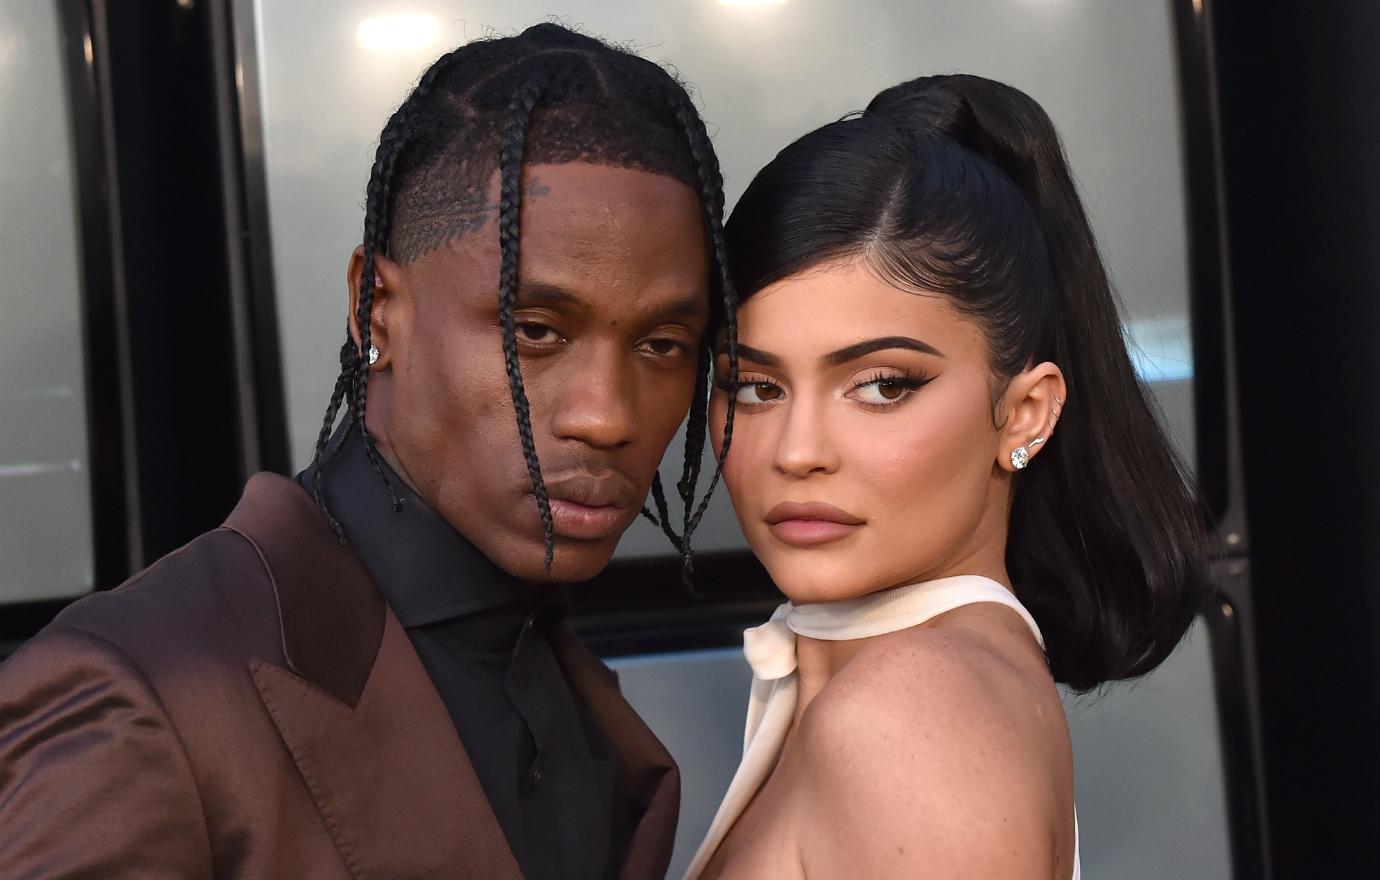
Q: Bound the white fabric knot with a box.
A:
[742,603,797,681]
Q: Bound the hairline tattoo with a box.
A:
[390,176,553,265]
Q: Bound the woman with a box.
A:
[685,74,1209,879]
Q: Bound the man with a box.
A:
[0,24,738,879]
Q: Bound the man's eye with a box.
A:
[641,338,685,357]
[517,322,562,344]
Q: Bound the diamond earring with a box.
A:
[368,345,380,365]
[1010,446,1030,470]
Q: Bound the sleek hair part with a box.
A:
[724,74,1211,690]
[311,24,740,576]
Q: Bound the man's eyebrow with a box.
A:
[647,293,712,323]
[821,336,945,366]
[513,280,586,310]
[515,282,708,325]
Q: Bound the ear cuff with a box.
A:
[1010,395,1065,470]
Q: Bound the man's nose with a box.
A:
[546,343,638,450]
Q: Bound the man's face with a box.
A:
[351,163,710,583]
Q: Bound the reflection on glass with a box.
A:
[356,14,440,53]
[0,2,94,602]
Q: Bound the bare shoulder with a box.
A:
[794,611,1074,878]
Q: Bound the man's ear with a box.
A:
[346,246,406,370]
[996,362,1067,472]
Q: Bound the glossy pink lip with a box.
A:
[763,501,865,547]
[534,472,639,541]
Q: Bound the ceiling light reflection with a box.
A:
[357,14,440,53]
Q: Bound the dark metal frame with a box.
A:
[1171,0,1270,875]
[214,0,290,479]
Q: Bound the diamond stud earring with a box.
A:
[368,345,380,365]
[1010,446,1030,470]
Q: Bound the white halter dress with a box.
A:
[683,574,1081,880]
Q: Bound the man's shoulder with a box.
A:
[32,526,282,675]
[40,472,334,661]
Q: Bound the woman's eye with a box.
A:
[851,376,922,406]
[736,382,785,405]
[517,322,562,345]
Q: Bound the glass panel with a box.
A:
[0,2,95,602]
[247,0,1194,561]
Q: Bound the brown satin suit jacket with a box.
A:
[0,473,679,879]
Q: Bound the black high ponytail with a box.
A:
[726,74,1210,690]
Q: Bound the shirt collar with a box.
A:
[298,422,545,628]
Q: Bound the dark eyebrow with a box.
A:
[516,280,708,325]
[821,336,945,366]
[648,294,712,324]
[732,344,781,367]
[514,280,585,310]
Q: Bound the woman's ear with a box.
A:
[346,246,405,370]
[997,362,1067,472]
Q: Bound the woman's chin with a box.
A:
[760,557,880,606]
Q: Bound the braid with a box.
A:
[308,47,470,526]
[667,94,740,580]
[310,333,359,540]
[642,473,684,551]
[352,123,407,512]
[678,346,712,531]
[497,68,557,569]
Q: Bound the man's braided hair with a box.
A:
[311,23,739,580]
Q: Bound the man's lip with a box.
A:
[541,472,640,509]
[529,471,640,541]
[763,501,865,526]
[546,499,630,540]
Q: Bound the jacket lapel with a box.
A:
[550,624,681,880]
[225,474,522,880]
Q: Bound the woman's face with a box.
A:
[709,259,1037,604]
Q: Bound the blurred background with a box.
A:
[2,0,1378,876]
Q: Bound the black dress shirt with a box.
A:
[300,425,631,879]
